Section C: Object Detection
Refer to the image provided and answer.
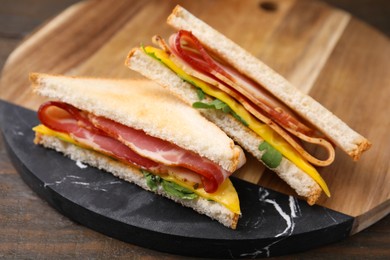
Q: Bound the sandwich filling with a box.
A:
[159,31,335,167]
[33,101,240,214]
[140,31,331,198]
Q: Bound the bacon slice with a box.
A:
[88,114,229,192]
[38,101,161,171]
[37,101,229,193]
[168,30,335,167]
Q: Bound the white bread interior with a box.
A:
[167,5,371,160]
[126,48,322,205]
[30,73,244,173]
[34,133,239,229]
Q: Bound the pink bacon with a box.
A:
[38,101,229,193]
[168,30,335,167]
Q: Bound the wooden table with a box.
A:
[1,0,389,258]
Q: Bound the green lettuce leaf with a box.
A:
[193,99,249,126]
[162,181,198,200]
[142,170,161,192]
[258,142,282,168]
[142,170,198,200]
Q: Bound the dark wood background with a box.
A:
[0,0,389,258]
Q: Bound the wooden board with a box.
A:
[0,0,389,236]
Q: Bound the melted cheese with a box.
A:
[33,124,241,214]
[144,46,330,197]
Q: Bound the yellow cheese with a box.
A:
[163,175,240,214]
[33,124,241,214]
[144,46,330,197]
[34,124,75,144]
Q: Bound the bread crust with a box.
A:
[167,5,371,159]
[350,138,372,161]
[34,133,239,229]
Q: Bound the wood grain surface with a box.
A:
[0,0,389,258]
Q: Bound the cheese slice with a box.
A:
[33,124,241,214]
[143,46,330,197]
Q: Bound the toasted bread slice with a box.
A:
[30,73,244,172]
[31,73,246,229]
[167,5,371,160]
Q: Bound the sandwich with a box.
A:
[30,73,246,229]
[125,5,371,205]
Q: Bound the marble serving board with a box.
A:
[0,100,353,258]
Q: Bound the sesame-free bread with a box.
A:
[30,73,244,172]
[167,5,371,160]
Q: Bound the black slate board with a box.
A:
[0,100,353,258]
